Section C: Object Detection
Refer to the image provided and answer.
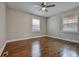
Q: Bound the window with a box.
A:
[32,19,40,32]
[63,14,78,32]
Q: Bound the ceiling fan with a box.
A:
[34,2,55,12]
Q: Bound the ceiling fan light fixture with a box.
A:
[42,7,46,10]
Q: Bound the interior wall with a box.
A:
[6,8,47,41]
[0,3,6,55]
[47,7,79,43]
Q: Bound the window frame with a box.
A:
[62,14,79,33]
[32,18,40,32]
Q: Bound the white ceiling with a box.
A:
[6,2,79,17]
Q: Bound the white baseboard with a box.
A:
[48,35,79,43]
[0,41,7,56]
[6,35,47,43]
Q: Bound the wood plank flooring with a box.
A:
[1,37,79,57]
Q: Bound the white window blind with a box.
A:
[63,14,78,32]
[32,19,40,32]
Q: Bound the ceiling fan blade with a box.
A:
[45,9,48,12]
[47,4,55,7]
[41,2,47,6]
[41,2,44,5]
[39,8,42,11]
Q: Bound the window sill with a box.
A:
[32,31,41,33]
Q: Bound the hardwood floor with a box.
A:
[1,37,79,57]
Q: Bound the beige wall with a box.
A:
[0,3,6,55]
[7,7,79,43]
[6,8,47,41]
[47,7,79,43]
